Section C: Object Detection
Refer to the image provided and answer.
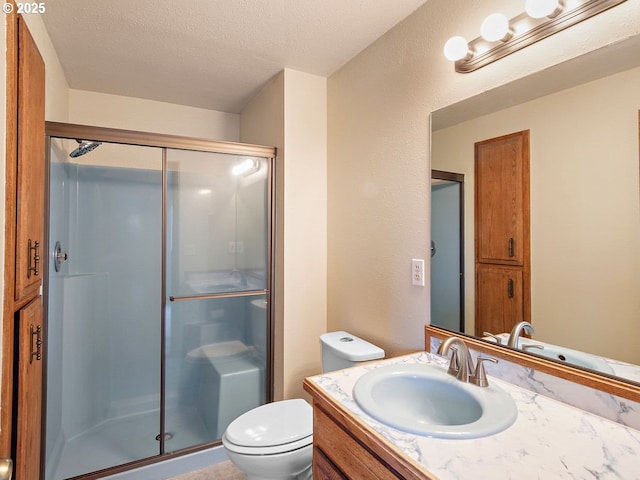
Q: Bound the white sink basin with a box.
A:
[518,340,615,375]
[353,363,517,439]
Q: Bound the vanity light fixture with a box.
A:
[444,0,627,73]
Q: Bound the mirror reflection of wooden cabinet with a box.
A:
[474,131,530,337]
[476,265,524,335]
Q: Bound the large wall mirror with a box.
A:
[430,34,640,389]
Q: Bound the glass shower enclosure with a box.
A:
[44,124,275,479]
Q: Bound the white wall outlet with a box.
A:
[412,258,425,286]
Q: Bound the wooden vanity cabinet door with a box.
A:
[314,447,348,480]
[475,264,524,337]
[14,16,45,305]
[475,131,529,266]
[313,405,404,480]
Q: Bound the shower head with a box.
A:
[69,139,101,158]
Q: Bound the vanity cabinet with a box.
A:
[475,130,530,336]
[305,380,434,480]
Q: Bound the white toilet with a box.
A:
[222,331,385,480]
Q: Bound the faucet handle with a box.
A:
[447,345,460,376]
[522,344,544,352]
[482,332,503,345]
[471,357,498,387]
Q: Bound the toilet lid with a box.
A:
[225,399,312,448]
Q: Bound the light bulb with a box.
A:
[480,13,512,42]
[525,0,563,19]
[443,36,472,62]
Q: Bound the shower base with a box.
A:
[49,407,211,480]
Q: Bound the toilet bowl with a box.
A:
[222,399,313,480]
[222,331,384,480]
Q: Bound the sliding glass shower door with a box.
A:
[45,127,273,479]
[163,148,270,452]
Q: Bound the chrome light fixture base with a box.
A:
[454,0,627,73]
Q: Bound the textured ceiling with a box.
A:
[41,0,428,113]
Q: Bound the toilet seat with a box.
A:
[222,432,312,456]
[222,399,313,455]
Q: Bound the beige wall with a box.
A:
[281,69,327,399]
[240,69,327,400]
[68,89,240,141]
[240,71,286,398]
[327,0,640,356]
[432,66,640,364]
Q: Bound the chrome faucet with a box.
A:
[437,336,497,387]
[507,321,535,349]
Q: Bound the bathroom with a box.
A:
[1,0,640,478]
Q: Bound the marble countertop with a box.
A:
[308,352,640,480]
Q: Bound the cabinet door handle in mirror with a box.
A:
[27,239,40,278]
[508,237,515,257]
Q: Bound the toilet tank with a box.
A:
[320,331,385,372]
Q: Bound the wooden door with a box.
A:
[475,131,529,266]
[475,265,523,337]
[15,296,44,480]
[14,17,45,305]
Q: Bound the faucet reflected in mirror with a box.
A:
[506,322,535,349]
[430,35,640,387]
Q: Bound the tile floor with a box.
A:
[166,460,245,480]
